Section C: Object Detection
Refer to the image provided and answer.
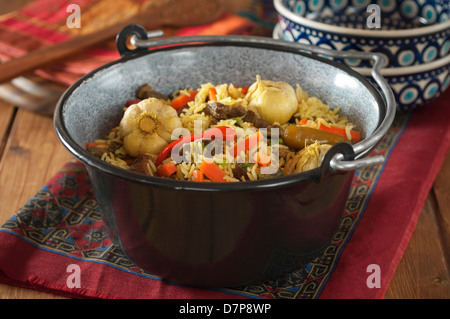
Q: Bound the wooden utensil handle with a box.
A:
[0,0,231,85]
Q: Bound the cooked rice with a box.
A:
[88,78,358,182]
[294,84,355,140]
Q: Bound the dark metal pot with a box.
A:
[54,25,396,287]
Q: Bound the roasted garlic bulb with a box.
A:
[119,98,182,157]
[245,75,298,125]
[283,142,332,175]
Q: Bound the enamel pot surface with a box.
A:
[54,27,395,287]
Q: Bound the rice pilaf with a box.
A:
[86,76,361,182]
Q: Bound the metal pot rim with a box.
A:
[54,33,394,192]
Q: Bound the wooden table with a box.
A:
[1,1,450,300]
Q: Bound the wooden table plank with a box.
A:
[384,197,450,298]
[432,153,450,273]
[0,108,71,299]
[0,281,64,299]
[384,153,450,299]
[0,101,16,158]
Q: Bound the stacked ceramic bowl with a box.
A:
[273,0,450,110]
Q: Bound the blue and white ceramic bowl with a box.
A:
[356,53,450,110]
[274,0,450,110]
[283,0,449,29]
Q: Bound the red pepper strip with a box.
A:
[125,99,141,108]
[171,90,198,110]
[156,162,177,177]
[155,135,195,167]
[155,126,236,167]
[234,86,249,94]
[231,131,264,158]
[298,118,361,143]
[202,126,236,141]
[318,124,361,143]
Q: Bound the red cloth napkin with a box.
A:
[1,89,449,299]
[0,0,259,86]
[320,89,450,299]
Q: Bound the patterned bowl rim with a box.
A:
[274,0,450,38]
[273,22,450,77]
[356,54,450,76]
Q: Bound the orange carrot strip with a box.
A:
[298,118,308,126]
[86,142,107,149]
[191,169,204,182]
[198,162,229,182]
[208,87,217,101]
[254,152,272,167]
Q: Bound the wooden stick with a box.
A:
[0,27,116,84]
[0,0,227,84]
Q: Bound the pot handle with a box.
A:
[319,142,384,177]
[116,25,396,172]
